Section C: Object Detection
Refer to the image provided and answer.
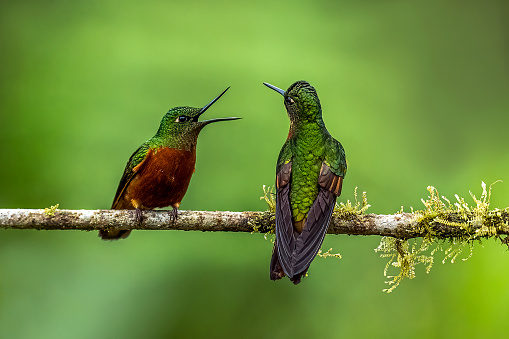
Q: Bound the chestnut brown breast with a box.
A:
[117,147,197,209]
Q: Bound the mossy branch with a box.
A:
[2,183,508,293]
[0,208,508,238]
[1,184,509,238]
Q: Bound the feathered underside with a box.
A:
[102,145,196,241]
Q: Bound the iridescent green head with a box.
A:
[263,81,322,123]
[154,87,240,150]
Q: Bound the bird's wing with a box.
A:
[273,140,296,277]
[274,161,295,277]
[275,161,341,278]
[290,137,347,274]
[274,136,346,279]
[325,136,347,179]
[275,139,293,174]
[290,163,341,274]
[111,143,151,209]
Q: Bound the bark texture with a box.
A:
[1,209,508,239]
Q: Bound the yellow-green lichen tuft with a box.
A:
[250,185,276,236]
[333,186,370,216]
[375,237,437,293]
[376,181,508,293]
[260,185,276,213]
[317,248,342,259]
[43,204,59,217]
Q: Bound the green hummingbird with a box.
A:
[264,80,347,284]
[101,87,240,240]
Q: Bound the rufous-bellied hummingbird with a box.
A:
[101,87,240,240]
[263,80,347,284]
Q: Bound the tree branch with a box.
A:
[1,208,508,239]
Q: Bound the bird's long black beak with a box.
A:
[202,116,241,125]
[198,87,241,125]
[199,87,230,115]
[263,82,285,96]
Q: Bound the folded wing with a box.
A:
[272,161,343,284]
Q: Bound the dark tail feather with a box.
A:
[270,240,308,284]
[99,230,132,241]
[270,242,285,281]
[289,268,308,285]
[100,207,141,240]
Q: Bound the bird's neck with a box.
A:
[287,118,326,140]
[149,134,199,152]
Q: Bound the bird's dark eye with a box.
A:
[286,97,295,104]
[175,116,190,123]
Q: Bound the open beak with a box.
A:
[198,87,241,124]
[202,117,241,124]
[199,87,229,115]
[263,82,285,96]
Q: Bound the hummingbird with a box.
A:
[100,87,240,240]
[263,80,347,284]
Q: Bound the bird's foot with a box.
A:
[134,208,143,224]
[170,207,179,223]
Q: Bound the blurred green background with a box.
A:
[1,0,508,338]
